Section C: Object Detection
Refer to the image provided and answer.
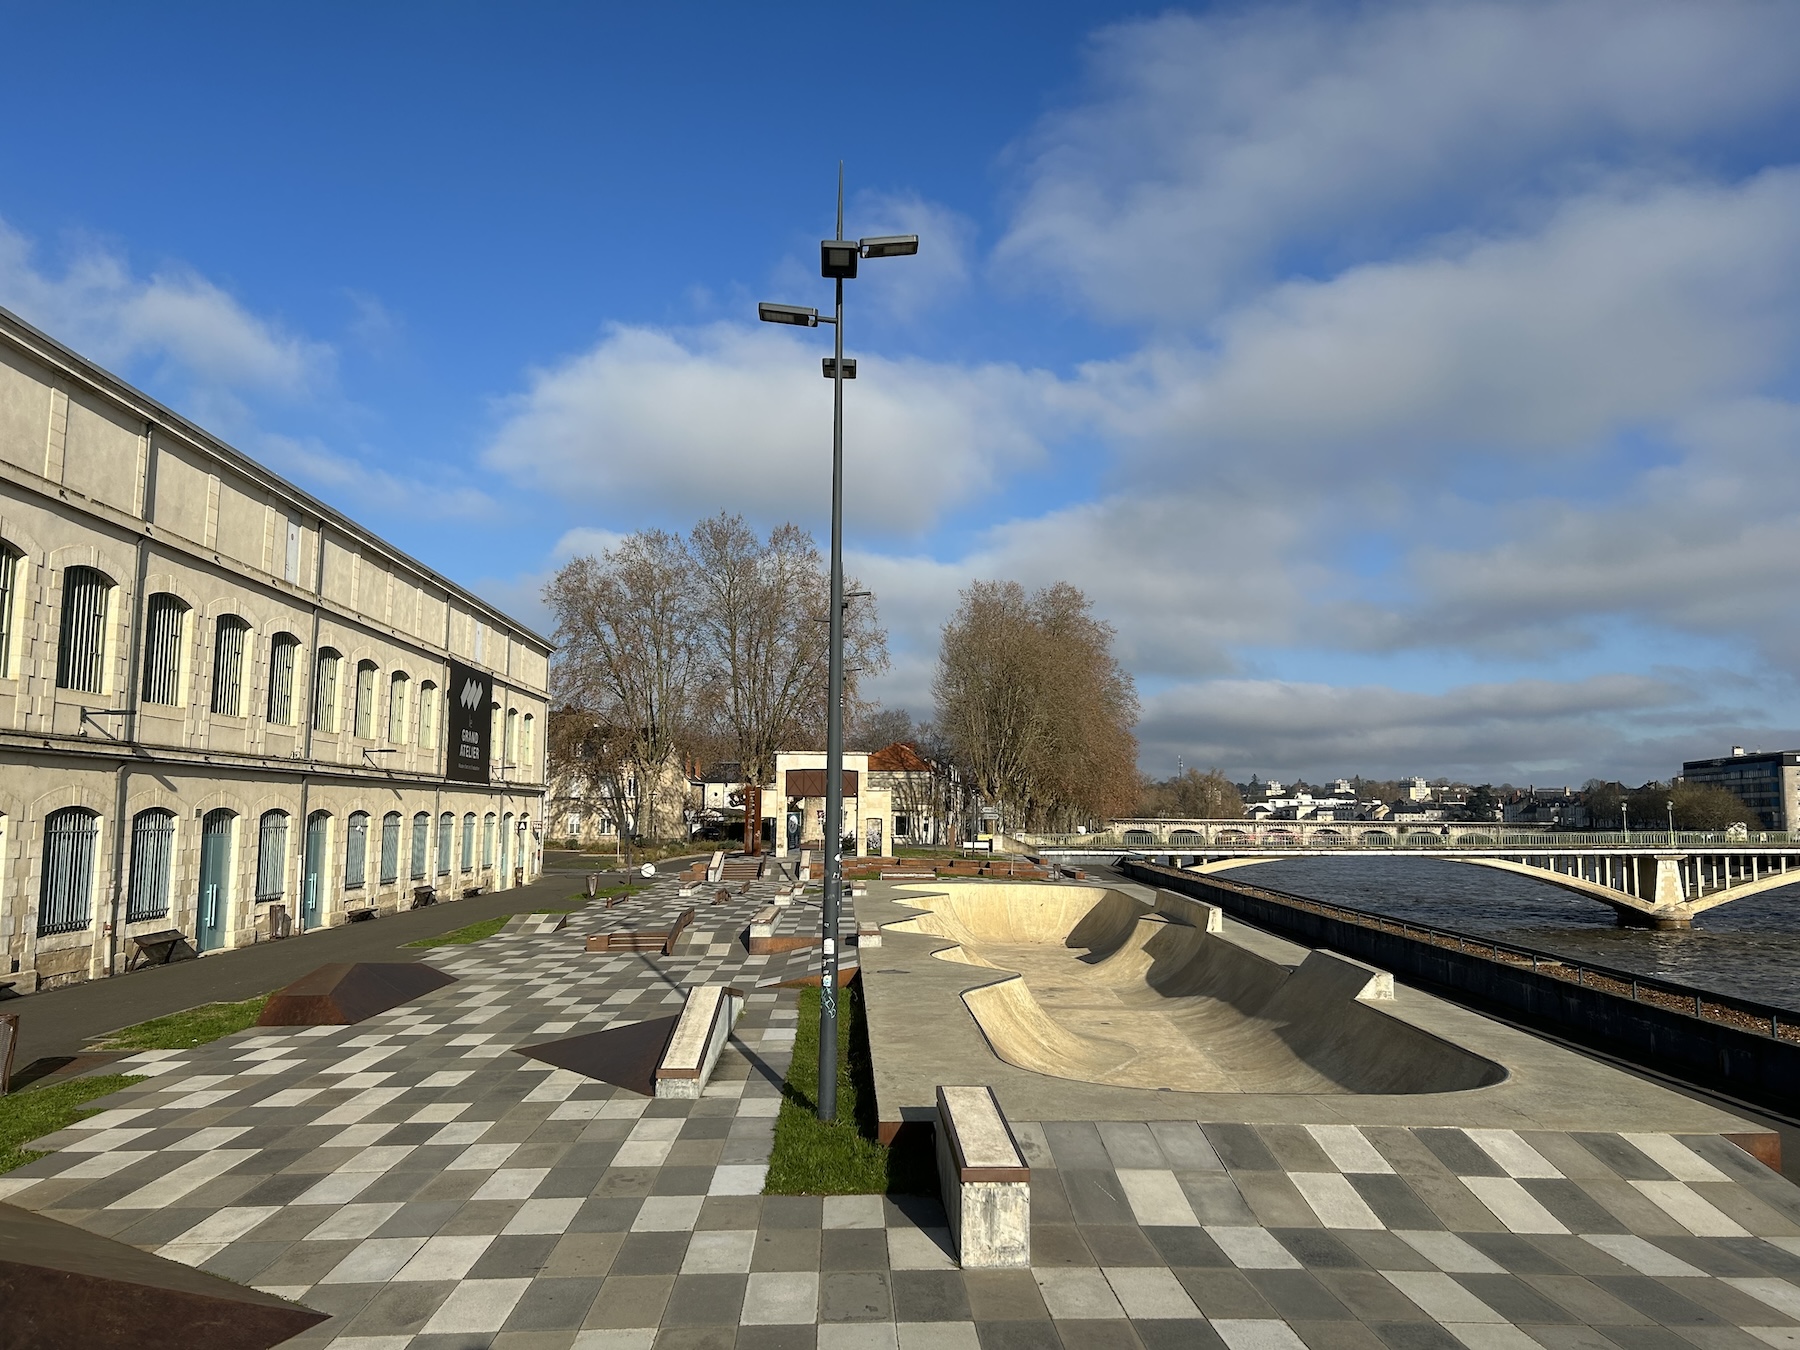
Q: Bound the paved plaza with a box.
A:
[2,871,1800,1349]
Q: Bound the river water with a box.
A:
[1241,857,1800,1015]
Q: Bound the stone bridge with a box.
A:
[1024,827,1800,929]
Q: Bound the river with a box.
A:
[1240,857,1800,1015]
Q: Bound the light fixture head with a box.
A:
[820,239,860,279]
[758,302,820,327]
[821,357,857,380]
[860,234,919,259]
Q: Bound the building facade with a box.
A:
[1681,748,1800,832]
[0,306,550,992]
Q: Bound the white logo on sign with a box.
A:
[460,676,484,711]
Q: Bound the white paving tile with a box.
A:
[1622,1132,1731,1182]
[1117,1169,1201,1226]
[1289,1172,1384,1229]
[1103,1266,1202,1318]
[1629,1179,1749,1237]
[1394,1230,1505,1274]
[1459,1176,1568,1234]
[1206,1226,1302,1269]
[1382,1271,1506,1323]
[1305,1124,1394,1174]
[1034,1267,1126,1319]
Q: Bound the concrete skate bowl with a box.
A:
[886,883,1505,1095]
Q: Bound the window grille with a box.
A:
[39,807,99,934]
[345,812,369,889]
[380,812,401,884]
[462,812,475,871]
[211,615,250,715]
[482,813,496,867]
[313,649,341,732]
[56,566,111,694]
[388,671,409,742]
[141,594,188,705]
[256,811,289,901]
[419,681,438,749]
[411,812,430,881]
[127,809,175,922]
[438,812,453,876]
[0,542,22,679]
[504,709,519,763]
[267,633,299,723]
[354,661,377,738]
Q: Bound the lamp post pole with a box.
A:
[819,175,849,1123]
[757,171,917,1122]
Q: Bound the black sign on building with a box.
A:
[447,659,492,784]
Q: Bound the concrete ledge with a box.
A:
[747,906,817,955]
[654,984,745,1099]
[936,1084,1030,1268]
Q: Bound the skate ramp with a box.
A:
[887,883,1504,1095]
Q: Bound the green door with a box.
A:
[303,812,328,930]
[197,810,234,952]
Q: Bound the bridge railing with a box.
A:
[1021,829,1796,851]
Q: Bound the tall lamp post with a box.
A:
[759,166,917,1122]
[1667,800,1676,845]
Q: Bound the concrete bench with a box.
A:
[125,928,195,971]
[936,1085,1030,1268]
[706,850,725,883]
[653,984,745,1099]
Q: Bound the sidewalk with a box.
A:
[4,865,621,1073]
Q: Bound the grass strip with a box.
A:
[405,904,592,949]
[764,981,933,1195]
[0,1074,147,1175]
[91,994,271,1050]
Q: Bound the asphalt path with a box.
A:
[2,853,703,1075]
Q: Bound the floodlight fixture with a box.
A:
[859,234,919,259]
[820,239,860,279]
[759,302,820,327]
[821,357,856,379]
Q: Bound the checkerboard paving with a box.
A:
[3,867,1799,1348]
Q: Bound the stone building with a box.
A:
[0,305,549,992]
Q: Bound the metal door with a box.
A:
[303,812,328,930]
[197,810,233,952]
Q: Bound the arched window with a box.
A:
[418,681,438,750]
[39,807,99,934]
[504,708,519,763]
[345,811,369,890]
[461,812,475,872]
[353,660,378,738]
[388,671,410,743]
[0,541,20,678]
[482,812,496,867]
[255,810,289,901]
[379,811,401,884]
[127,808,176,922]
[522,713,535,772]
[210,615,251,716]
[56,566,112,694]
[410,811,430,881]
[312,648,342,733]
[437,811,453,877]
[266,633,300,724]
[141,594,189,706]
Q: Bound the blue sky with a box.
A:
[5,1,1800,786]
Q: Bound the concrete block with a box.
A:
[935,1084,1030,1268]
[655,984,745,1100]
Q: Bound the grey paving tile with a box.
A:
[822,1270,894,1322]
[502,1275,604,1331]
[1079,1225,1164,1266]
[1135,1322,1225,1350]
[1366,1322,1464,1350]
[1204,1125,1281,1174]
[1172,1268,1277,1319]
[659,1273,749,1326]
[964,1270,1051,1322]
[1346,1175,1443,1231]
[1063,1172,1137,1227]
[1056,1320,1144,1349]
[1592,1276,1732,1327]
[822,1230,891,1271]
[973,1321,1066,1349]
[1244,1270,1356,1322]
[1043,1123,1114,1171]
[1269,1229,1366,1270]
[892,1270,972,1323]
[1142,1225,1231,1269]
[613,1231,694,1276]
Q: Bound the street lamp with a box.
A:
[1621,801,1629,842]
[1667,800,1676,844]
[758,164,918,1123]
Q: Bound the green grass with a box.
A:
[405,902,597,949]
[764,982,934,1196]
[406,916,512,947]
[0,1074,148,1175]
[90,994,271,1050]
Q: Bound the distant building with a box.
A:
[1503,787,1587,829]
[1681,747,1800,831]
[1403,776,1432,802]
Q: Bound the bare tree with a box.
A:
[688,513,887,853]
[545,530,704,848]
[1137,768,1245,819]
[933,580,1139,832]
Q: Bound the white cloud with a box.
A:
[259,433,499,523]
[0,218,332,395]
[998,0,1800,321]
[1136,672,1746,783]
[481,321,1064,534]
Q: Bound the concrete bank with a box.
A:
[1127,858,1800,1123]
